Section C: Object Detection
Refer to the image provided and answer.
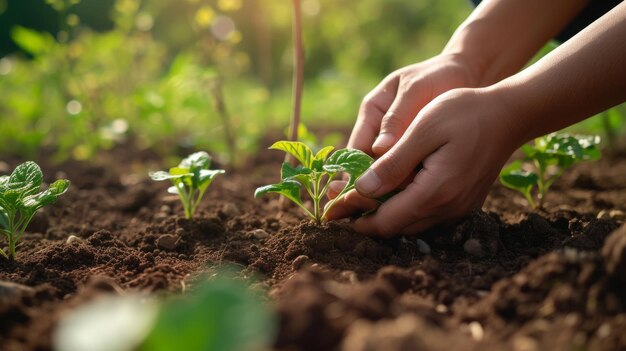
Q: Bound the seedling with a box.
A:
[150,152,225,219]
[255,141,373,224]
[499,133,600,209]
[0,161,70,259]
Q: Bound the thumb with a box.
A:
[355,116,441,198]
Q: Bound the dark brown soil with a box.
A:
[0,144,625,351]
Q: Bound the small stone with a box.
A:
[66,235,84,244]
[464,238,484,257]
[596,323,611,338]
[156,234,179,251]
[609,209,625,221]
[340,270,359,284]
[597,210,611,220]
[222,203,241,217]
[416,239,431,254]
[468,321,484,341]
[159,205,172,214]
[250,229,269,240]
[435,304,448,313]
[292,255,310,271]
[154,212,168,220]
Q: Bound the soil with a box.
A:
[1,143,625,351]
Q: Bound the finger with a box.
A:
[324,189,379,221]
[347,75,399,155]
[352,180,437,237]
[372,83,431,155]
[327,180,348,199]
[355,114,443,198]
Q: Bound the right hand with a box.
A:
[348,53,481,156]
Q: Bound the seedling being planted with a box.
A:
[150,152,225,219]
[499,132,600,209]
[255,141,373,224]
[0,161,70,259]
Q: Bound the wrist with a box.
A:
[439,49,487,89]
[478,83,535,150]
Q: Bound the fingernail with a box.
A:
[328,181,345,194]
[356,169,381,195]
[372,133,395,151]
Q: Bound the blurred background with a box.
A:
[0,0,623,166]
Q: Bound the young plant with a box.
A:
[499,132,600,209]
[255,141,373,224]
[0,161,70,260]
[149,152,225,219]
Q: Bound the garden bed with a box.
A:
[1,145,625,351]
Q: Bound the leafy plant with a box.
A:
[0,161,70,259]
[499,133,600,209]
[255,141,373,223]
[149,152,225,219]
[54,270,275,351]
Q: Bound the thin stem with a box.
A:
[534,160,547,209]
[280,0,304,210]
[524,190,537,209]
[321,184,350,221]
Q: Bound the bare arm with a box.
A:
[492,1,626,143]
[447,0,590,86]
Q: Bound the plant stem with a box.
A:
[281,0,304,210]
[287,0,304,151]
[209,76,237,166]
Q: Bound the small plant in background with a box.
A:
[255,141,373,224]
[0,161,70,259]
[54,270,276,351]
[499,132,601,209]
[150,152,225,219]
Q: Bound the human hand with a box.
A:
[348,53,481,157]
[327,88,523,237]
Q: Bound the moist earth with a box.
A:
[0,146,625,351]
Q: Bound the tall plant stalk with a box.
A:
[281,0,305,209]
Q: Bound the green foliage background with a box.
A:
[0,0,623,164]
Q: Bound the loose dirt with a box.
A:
[0,145,625,351]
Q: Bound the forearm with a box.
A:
[443,0,589,86]
[492,2,626,144]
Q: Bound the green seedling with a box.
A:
[0,161,70,259]
[150,152,225,219]
[499,132,600,209]
[54,269,275,351]
[255,141,373,224]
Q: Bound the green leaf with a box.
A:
[21,179,70,212]
[179,151,211,170]
[0,176,8,189]
[7,161,43,196]
[314,146,335,162]
[11,26,55,56]
[150,171,183,181]
[499,161,538,192]
[142,275,275,351]
[324,148,374,185]
[280,163,311,185]
[0,209,8,231]
[254,180,303,206]
[269,141,313,168]
[197,169,225,191]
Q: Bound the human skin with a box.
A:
[326,0,626,237]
